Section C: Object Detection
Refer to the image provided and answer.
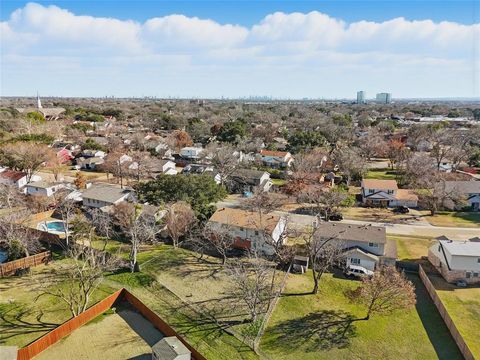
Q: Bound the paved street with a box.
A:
[216,199,480,240]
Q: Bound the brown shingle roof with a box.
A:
[395,189,418,201]
[260,150,290,157]
[0,170,26,182]
[208,207,281,233]
[361,179,398,190]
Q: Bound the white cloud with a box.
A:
[0,3,478,97]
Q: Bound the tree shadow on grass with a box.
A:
[264,310,357,353]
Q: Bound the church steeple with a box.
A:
[36,92,42,109]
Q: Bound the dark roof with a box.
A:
[82,184,131,203]
[0,170,26,182]
[233,169,268,180]
[316,222,386,244]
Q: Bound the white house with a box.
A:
[25,181,64,197]
[429,237,480,284]
[442,181,480,211]
[361,179,418,208]
[81,149,106,158]
[81,183,132,208]
[258,150,294,168]
[207,207,287,255]
[180,147,203,160]
[155,160,177,175]
[230,169,272,193]
[315,222,396,271]
[0,170,28,189]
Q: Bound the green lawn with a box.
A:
[0,258,115,347]
[428,275,480,358]
[422,211,480,228]
[391,235,435,262]
[365,168,399,180]
[271,178,286,186]
[260,271,461,360]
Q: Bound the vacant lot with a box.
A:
[342,207,419,223]
[260,271,461,360]
[391,235,435,261]
[429,274,480,358]
[36,305,162,360]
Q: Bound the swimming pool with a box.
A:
[40,221,67,233]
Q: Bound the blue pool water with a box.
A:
[45,221,66,232]
[0,251,7,264]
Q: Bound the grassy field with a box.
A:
[365,169,399,180]
[271,178,287,186]
[260,271,462,360]
[429,275,480,358]
[0,258,115,347]
[420,211,480,228]
[391,235,435,261]
[342,206,415,223]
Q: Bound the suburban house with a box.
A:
[361,179,418,208]
[81,183,132,208]
[207,207,287,255]
[81,149,106,158]
[180,147,203,160]
[316,222,396,271]
[151,159,177,176]
[428,237,480,284]
[76,156,105,170]
[182,164,221,184]
[258,150,294,168]
[0,170,29,189]
[229,169,272,194]
[25,181,64,197]
[441,181,480,211]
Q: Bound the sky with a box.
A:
[1,1,479,98]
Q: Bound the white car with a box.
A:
[344,265,374,278]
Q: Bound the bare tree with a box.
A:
[55,196,78,248]
[226,254,273,322]
[36,239,119,317]
[202,142,240,185]
[203,226,234,265]
[298,186,350,221]
[347,266,416,321]
[0,142,56,182]
[333,147,367,185]
[113,202,160,271]
[302,225,344,294]
[165,201,197,249]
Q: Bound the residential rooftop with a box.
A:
[438,238,480,257]
[361,179,398,190]
[82,183,131,203]
[316,222,387,244]
[208,207,281,233]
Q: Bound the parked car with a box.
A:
[455,280,467,288]
[328,213,343,221]
[344,265,374,279]
[393,206,409,214]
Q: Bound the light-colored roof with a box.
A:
[443,181,480,194]
[152,337,190,360]
[208,207,281,233]
[82,184,131,203]
[26,181,55,189]
[439,239,480,257]
[316,222,386,244]
[361,179,398,190]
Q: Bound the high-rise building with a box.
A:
[357,91,366,104]
[376,92,392,104]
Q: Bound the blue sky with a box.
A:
[1,1,479,98]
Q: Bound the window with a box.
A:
[478,258,480,263]
[254,231,259,236]
[368,242,379,248]
[473,272,479,278]
[466,272,471,279]
[368,189,374,194]
[351,258,360,265]
[438,245,442,252]
[387,190,394,195]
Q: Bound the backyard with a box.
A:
[391,235,435,262]
[428,274,480,358]
[260,271,462,360]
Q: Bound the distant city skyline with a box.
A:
[1,1,479,98]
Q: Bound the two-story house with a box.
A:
[429,237,480,284]
[316,222,397,271]
[229,169,272,194]
[258,150,294,169]
[442,181,480,211]
[207,207,287,255]
[361,179,418,208]
[81,183,132,208]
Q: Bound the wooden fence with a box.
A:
[16,288,206,360]
[418,265,475,360]
[17,289,124,360]
[0,251,51,277]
